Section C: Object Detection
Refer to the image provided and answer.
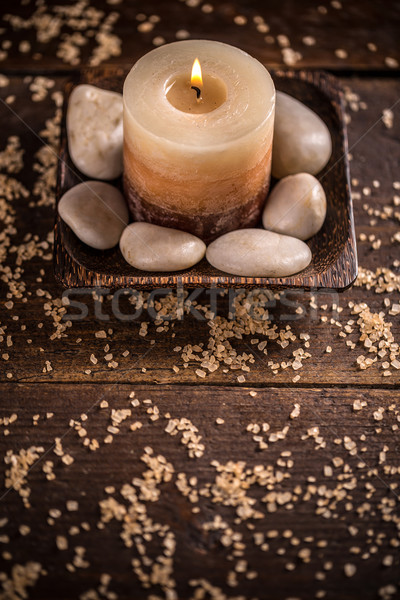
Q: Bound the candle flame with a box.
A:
[191,58,203,88]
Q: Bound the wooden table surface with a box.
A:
[0,1,399,599]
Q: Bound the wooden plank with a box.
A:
[3,282,400,387]
[0,0,398,71]
[0,75,399,387]
[0,383,399,599]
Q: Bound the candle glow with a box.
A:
[191,57,203,99]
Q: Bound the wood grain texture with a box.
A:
[0,0,398,71]
[0,384,399,600]
[1,283,399,388]
[54,68,357,291]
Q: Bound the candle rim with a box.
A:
[123,39,275,148]
[124,105,274,156]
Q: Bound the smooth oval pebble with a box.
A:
[120,223,206,272]
[67,84,123,180]
[262,173,327,240]
[272,91,332,179]
[206,229,311,277]
[58,181,129,250]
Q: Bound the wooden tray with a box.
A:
[54,66,357,291]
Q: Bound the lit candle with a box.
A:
[123,40,275,242]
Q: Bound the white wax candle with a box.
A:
[123,40,275,241]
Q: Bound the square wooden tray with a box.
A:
[54,66,357,291]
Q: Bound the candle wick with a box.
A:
[191,85,201,100]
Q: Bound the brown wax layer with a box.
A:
[123,144,272,241]
[123,142,272,215]
[123,163,271,243]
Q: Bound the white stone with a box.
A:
[67,84,123,180]
[58,181,128,250]
[120,223,206,271]
[206,229,311,277]
[272,91,332,178]
[262,173,327,240]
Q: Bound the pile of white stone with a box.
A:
[59,83,332,277]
